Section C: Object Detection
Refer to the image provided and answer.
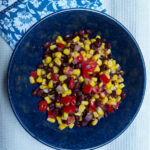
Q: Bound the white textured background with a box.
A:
[0,0,150,150]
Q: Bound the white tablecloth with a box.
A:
[0,0,150,149]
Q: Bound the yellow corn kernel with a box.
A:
[47,118,56,123]
[67,43,71,47]
[97,59,102,66]
[91,77,97,82]
[101,43,105,49]
[93,112,99,118]
[54,58,61,66]
[50,45,57,50]
[41,69,46,75]
[73,69,80,75]
[62,83,68,92]
[75,112,82,116]
[96,35,101,39]
[61,40,66,45]
[53,66,59,73]
[74,51,79,58]
[42,79,46,85]
[84,40,91,45]
[55,52,62,58]
[45,56,52,64]
[100,92,105,97]
[90,97,96,102]
[78,42,84,48]
[81,101,89,105]
[40,85,48,90]
[86,53,92,58]
[47,73,51,79]
[116,96,121,102]
[79,104,86,113]
[91,38,96,43]
[73,36,80,43]
[71,75,76,79]
[89,80,95,87]
[103,60,108,65]
[94,66,100,72]
[56,103,61,107]
[45,96,52,104]
[99,82,103,88]
[101,96,108,104]
[118,78,124,83]
[85,44,90,51]
[49,62,54,68]
[59,75,67,82]
[106,49,111,54]
[56,116,62,125]
[107,89,112,94]
[97,107,104,115]
[112,74,118,81]
[93,54,100,61]
[36,77,43,83]
[119,83,125,89]
[68,57,73,63]
[66,89,72,95]
[29,76,35,84]
[68,123,74,129]
[112,60,116,65]
[56,36,63,43]
[48,80,53,88]
[116,88,122,95]
[62,93,67,97]
[83,34,88,38]
[79,76,84,82]
[62,112,68,120]
[107,60,113,68]
[63,48,70,55]
[91,119,98,126]
[106,82,112,89]
[81,51,86,57]
[108,98,116,105]
[89,49,95,55]
[37,69,42,76]
[94,94,99,99]
[59,123,67,130]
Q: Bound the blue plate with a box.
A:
[7,9,146,149]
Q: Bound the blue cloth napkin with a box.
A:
[0,0,105,49]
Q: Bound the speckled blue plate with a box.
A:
[7,9,146,150]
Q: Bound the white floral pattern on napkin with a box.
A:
[0,0,105,49]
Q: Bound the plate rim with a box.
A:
[7,8,146,150]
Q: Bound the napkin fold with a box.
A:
[0,0,106,49]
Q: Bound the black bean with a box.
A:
[74,31,79,36]
[85,29,92,35]
[90,43,96,50]
[51,41,56,45]
[43,41,51,50]
[96,38,101,42]
[64,34,73,41]
[46,67,52,73]
[79,30,85,36]
[49,103,55,111]
[37,89,44,97]
[62,63,68,67]
[111,90,118,98]
[94,50,99,55]
[94,41,101,48]
[121,91,126,99]
[95,99,101,106]
[100,55,107,61]
[53,108,60,115]
[108,53,112,59]
[49,90,55,95]
[42,93,48,98]
[32,87,40,96]
[101,38,106,43]
[80,48,85,51]
[57,47,64,51]
[105,43,111,49]
[84,113,93,122]
[42,74,47,79]
[70,44,75,50]
[37,63,44,68]
[81,121,88,126]
[75,63,82,69]
[75,82,80,89]
[100,64,108,71]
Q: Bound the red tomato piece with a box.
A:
[62,105,76,114]
[106,107,114,113]
[92,85,99,94]
[69,77,75,89]
[113,101,121,109]
[47,110,57,119]
[82,59,97,72]
[38,100,48,112]
[60,96,76,105]
[63,66,73,75]
[99,74,110,84]
[58,43,65,49]
[82,84,93,94]
[51,73,59,81]
[76,55,83,62]
[65,116,75,125]
[30,71,37,77]
[89,101,96,112]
